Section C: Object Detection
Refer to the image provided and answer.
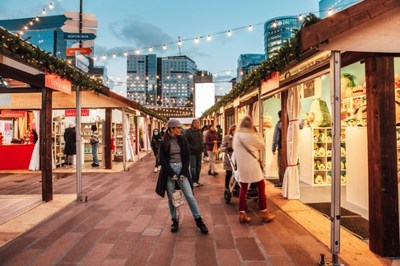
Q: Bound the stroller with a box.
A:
[224,153,258,204]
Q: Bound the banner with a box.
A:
[65,109,90,117]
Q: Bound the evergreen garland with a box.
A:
[200,14,319,119]
[0,27,167,121]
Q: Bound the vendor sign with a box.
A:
[45,71,72,94]
[0,110,26,118]
[65,109,90,117]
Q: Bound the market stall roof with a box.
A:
[301,0,400,53]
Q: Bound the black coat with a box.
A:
[185,127,203,155]
[155,134,193,198]
[64,127,76,155]
[151,134,162,151]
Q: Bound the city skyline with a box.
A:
[0,0,320,87]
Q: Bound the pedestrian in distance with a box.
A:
[233,115,276,224]
[205,124,220,176]
[272,110,283,188]
[201,125,210,162]
[151,128,162,173]
[155,119,208,234]
[220,124,236,190]
[64,123,76,168]
[185,119,204,187]
[90,124,100,167]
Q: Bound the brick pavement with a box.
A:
[0,155,333,265]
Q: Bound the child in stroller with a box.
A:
[224,153,258,204]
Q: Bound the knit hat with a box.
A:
[167,119,181,128]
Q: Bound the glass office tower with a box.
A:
[264,16,301,59]
[319,0,360,18]
[237,54,265,82]
[0,15,72,58]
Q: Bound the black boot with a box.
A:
[195,217,208,235]
[171,219,179,233]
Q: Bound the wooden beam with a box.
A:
[365,54,400,257]
[0,64,43,88]
[0,87,41,93]
[40,87,53,202]
[104,108,112,169]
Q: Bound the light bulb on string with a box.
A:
[35,16,39,21]
[135,48,140,54]
[298,14,304,21]
[227,30,232,37]
[272,21,278,28]
[194,37,200,43]
[327,8,334,16]
[248,25,253,31]
[207,35,212,41]
[41,8,46,15]
[112,53,116,58]
[48,2,54,9]
[102,55,107,60]
[163,44,167,50]
[29,21,33,25]
[178,40,182,47]
[124,51,128,56]
[148,46,153,52]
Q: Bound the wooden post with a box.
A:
[40,87,53,202]
[281,90,289,183]
[365,55,400,257]
[104,108,112,169]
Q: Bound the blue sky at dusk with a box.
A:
[0,0,319,92]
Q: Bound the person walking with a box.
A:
[272,110,283,187]
[155,119,208,234]
[90,124,100,167]
[64,123,76,168]
[220,124,236,190]
[205,124,219,176]
[185,119,204,187]
[151,128,162,173]
[233,115,276,224]
[201,125,210,162]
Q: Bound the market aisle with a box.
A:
[0,154,332,265]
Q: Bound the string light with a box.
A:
[227,30,232,37]
[207,34,212,41]
[163,44,167,50]
[148,46,153,52]
[298,14,304,21]
[248,25,253,31]
[16,2,57,37]
[195,37,200,43]
[327,8,334,16]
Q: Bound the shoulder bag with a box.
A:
[238,136,264,171]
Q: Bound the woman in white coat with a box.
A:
[233,115,276,224]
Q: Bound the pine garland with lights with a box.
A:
[0,27,103,93]
[200,14,319,119]
[0,27,168,122]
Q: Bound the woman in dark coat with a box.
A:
[151,128,162,173]
[64,123,76,167]
[155,119,208,234]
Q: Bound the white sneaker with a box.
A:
[154,167,158,173]
[193,182,200,187]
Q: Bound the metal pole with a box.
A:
[75,0,84,202]
[76,85,83,200]
[330,51,342,265]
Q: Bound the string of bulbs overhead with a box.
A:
[92,0,362,61]
[17,1,58,36]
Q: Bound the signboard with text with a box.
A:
[66,47,92,56]
[64,33,96,40]
[261,71,280,95]
[65,109,90,117]
[45,71,72,94]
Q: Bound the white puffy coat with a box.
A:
[232,129,265,183]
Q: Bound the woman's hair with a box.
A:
[228,125,236,135]
[239,115,254,130]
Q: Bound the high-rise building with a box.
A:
[127,54,157,105]
[0,15,71,58]
[264,16,302,59]
[237,54,265,82]
[319,0,360,18]
[127,55,197,107]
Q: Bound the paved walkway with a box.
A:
[0,154,388,265]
